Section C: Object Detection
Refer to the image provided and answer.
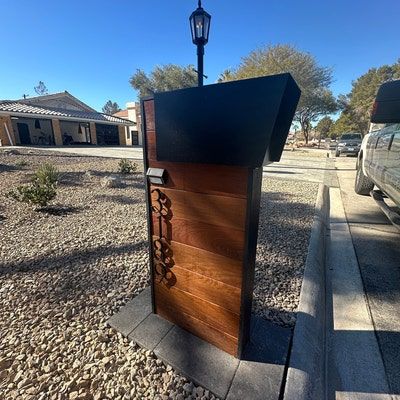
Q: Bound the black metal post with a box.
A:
[197,43,204,87]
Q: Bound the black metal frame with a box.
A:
[141,97,157,314]
[237,167,263,358]
[154,73,300,167]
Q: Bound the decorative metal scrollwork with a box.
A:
[151,189,174,285]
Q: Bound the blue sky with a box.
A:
[0,0,399,112]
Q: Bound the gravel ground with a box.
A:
[253,179,318,327]
[0,149,318,399]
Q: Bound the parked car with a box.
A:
[355,79,400,227]
[335,133,363,157]
[327,139,337,150]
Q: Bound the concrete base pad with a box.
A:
[108,288,291,399]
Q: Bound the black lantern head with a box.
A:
[189,0,211,45]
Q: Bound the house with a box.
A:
[113,102,142,146]
[0,92,134,147]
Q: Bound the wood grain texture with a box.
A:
[150,186,247,230]
[146,130,157,161]
[154,282,239,338]
[166,240,242,288]
[157,302,238,356]
[148,159,248,198]
[168,265,241,314]
[143,100,155,131]
[152,215,244,260]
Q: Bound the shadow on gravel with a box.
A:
[0,205,5,221]
[0,241,146,278]
[58,172,85,187]
[37,205,85,216]
[0,163,24,173]
[94,194,140,205]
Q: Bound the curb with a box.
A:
[283,183,330,400]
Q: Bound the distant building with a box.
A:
[0,91,134,147]
[113,102,142,146]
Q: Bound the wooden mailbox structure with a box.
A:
[142,73,300,358]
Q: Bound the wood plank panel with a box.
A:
[154,282,239,338]
[146,130,157,161]
[143,100,155,130]
[168,265,241,314]
[150,186,247,230]
[153,239,242,288]
[143,97,256,358]
[157,302,238,356]
[152,216,245,260]
[147,159,248,198]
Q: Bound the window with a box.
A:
[127,130,131,140]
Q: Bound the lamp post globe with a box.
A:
[189,0,211,87]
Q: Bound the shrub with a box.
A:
[7,182,57,208]
[118,159,137,174]
[34,163,59,185]
[6,163,59,209]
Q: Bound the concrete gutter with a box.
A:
[328,188,391,399]
[283,183,330,400]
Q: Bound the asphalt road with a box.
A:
[335,156,400,395]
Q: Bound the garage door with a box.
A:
[131,131,139,145]
[95,124,119,145]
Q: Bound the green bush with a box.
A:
[7,182,57,208]
[118,159,137,174]
[34,163,59,185]
[6,163,59,209]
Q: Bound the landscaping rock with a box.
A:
[100,175,124,188]
[0,149,317,399]
[2,149,19,155]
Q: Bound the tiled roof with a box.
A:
[18,91,97,112]
[0,101,134,125]
[113,109,129,118]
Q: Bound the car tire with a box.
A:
[355,159,374,195]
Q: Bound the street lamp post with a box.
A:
[189,0,211,87]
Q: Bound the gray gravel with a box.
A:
[0,149,317,399]
[253,178,318,327]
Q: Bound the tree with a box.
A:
[34,81,48,96]
[217,69,233,83]
[102,100,121,115]
[226,44,338,143]
[316,116,334,138]
[130,64,197,98]
[315,116,334,147]
[330,112,359,138]
[334,61,400,134]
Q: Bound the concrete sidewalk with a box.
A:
[327,187,392,399]
[6,145,144,160]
